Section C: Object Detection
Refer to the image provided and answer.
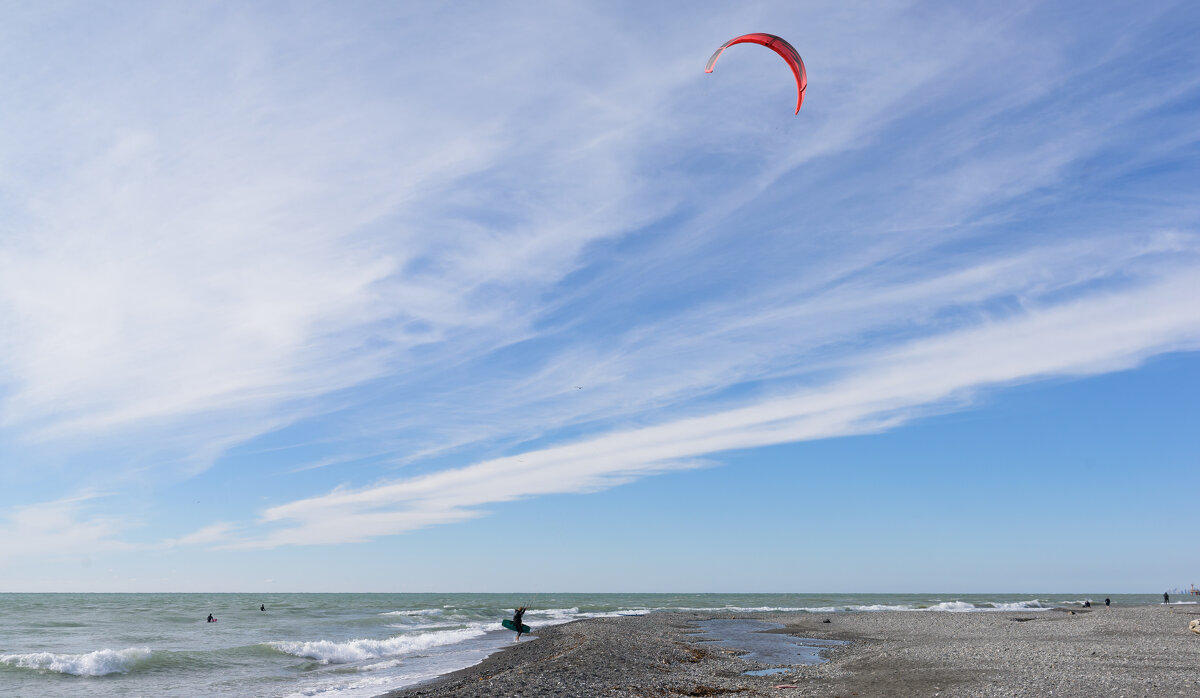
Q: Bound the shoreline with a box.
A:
[379,605,1200,697]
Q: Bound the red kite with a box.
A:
[705,33,807,114]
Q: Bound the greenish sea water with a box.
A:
[0,593,1180,697]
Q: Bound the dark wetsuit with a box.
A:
[512,608,526,639]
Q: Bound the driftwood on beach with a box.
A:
[381,606,1200,698]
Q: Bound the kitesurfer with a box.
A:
[512,606,528,642]
[207,613,215,623]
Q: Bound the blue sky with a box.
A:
[0,1,1198,592]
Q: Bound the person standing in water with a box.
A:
[261,604,266,611]
[1104,597,1111,608]
[207,613,215,623]
[512,606,528,642]
[1164,592,1170,604]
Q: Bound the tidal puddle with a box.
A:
[744,667,792,676]
[690,619,848,675]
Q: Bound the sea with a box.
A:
[0,592,1184,697]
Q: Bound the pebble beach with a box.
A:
[381,605,1200,697]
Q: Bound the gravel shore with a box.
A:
[380,605,1200,697]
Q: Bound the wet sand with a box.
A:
[380,605,1200,697]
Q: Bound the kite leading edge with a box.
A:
[705,33,807,114]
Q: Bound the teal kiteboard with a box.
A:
[502,619,531,633]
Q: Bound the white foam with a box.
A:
[387,620,495,633]
[662,600,1052,614]
[651,606,811,613]
[0,647,152,676]
[536,609,639,625]
[975,601,1049,612]
[379,609,442,617]
[282,671,412,698]
[807,600,1051,613]
[811,604,915,612]
[356,658,404,672]
[927,601,980,612]
[271,627,486,664]
[525,607,579,617]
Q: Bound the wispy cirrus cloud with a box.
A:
[1,1,1198,567]
[0,3,695,462]
[219,253,1200,548]
[0,0,1006,479]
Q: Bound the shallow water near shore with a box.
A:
[691,619,848,667]
[0,593,1179,697]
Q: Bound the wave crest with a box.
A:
[0,647,153,676]
[270,627,485,664]
[791,600,1051,613]
[379,608,442,617]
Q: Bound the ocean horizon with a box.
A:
[0,592,1188,697]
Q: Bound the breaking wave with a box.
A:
[379,608,442,617]
[628,600,1053,614]
[0,647,153,676]
[773,600,1052,613]
[270,627,486,664]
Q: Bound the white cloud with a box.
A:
[0,493,135,562]
[1,1,1165,464]
[160,522,236,548]
[1,1,1198,567]
[225,262,1200,548]
[0,3,694,463]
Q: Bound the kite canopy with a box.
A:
[705,33,807,114]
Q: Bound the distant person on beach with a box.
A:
[261,604,266,611]
[1083,600,1091,608]
[512,606,528,642]
[1163,592,1169,604]
[1104,598,1110,607]
[207,613,215,623]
